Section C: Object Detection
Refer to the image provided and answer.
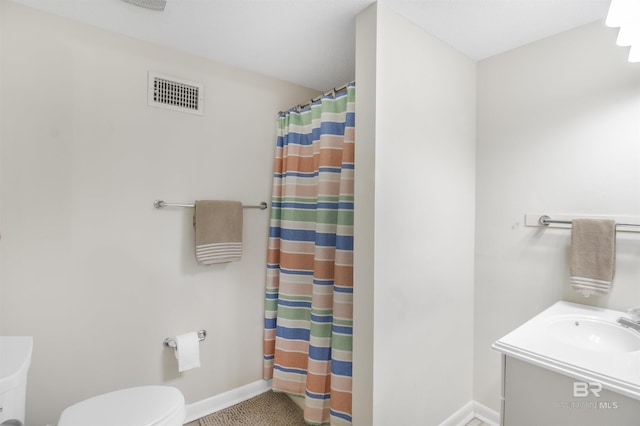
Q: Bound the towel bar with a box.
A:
[154,200,268,210]
[524,213,640,233]
[538,215,640,228]
[163,330,207,348]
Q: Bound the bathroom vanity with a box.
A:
[493,301,640,426]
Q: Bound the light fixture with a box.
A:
[629,44,640,62]
[616,24,639,46]
[121,0,166,11]
[606,0,640,62]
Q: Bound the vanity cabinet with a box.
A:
[500,355,640,426]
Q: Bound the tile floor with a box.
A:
[186,417,491,426]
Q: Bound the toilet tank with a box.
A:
[0,337,33,426]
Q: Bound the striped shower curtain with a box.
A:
[263,83,355,425]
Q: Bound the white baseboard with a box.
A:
[440,401,475,426]
[186,387,499,426]
[472,400,500,426]
[439,400,500,426]
[184,379,272,423]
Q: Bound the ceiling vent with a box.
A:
[148,72,203,116]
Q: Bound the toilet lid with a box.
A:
[58,386,185,426]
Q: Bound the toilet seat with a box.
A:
[58,385,185,426]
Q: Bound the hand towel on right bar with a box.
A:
[570,218,616,297]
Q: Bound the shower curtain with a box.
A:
[263,83,355,426]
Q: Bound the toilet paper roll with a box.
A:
[174,331,201,372]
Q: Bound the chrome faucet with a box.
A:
[617,307,640,333]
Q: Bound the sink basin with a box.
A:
[548,317,640,353]
[493,301,640,401]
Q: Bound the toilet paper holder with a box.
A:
[163,330,207,348]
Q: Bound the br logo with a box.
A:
[573,381,602,398]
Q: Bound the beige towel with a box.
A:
[570,218,616,297]
[194,200,243,264]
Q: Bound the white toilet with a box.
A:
[57,385,185,426]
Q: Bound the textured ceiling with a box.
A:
[9,0,610,90]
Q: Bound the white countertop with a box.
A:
[493,301,640,401]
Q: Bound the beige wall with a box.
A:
[0,2,318,425]
[475,21,640,411]
[354,4,476,424]
[5,1,639,425]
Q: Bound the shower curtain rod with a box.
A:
[154,200,268,210]
[280,81,354,114]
